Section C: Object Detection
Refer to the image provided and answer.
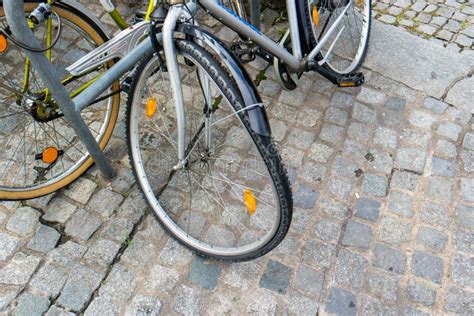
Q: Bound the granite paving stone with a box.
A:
[368,270,399,302]
[373,243,407,275]
[412,251,443,283]
[0,253,41,285]
[26,225,60,253]
[407,280,437,306]
[13,293,50,316]
[188,257,222,290]
[416,226,448,253]
[334,249,368,288]
[65,209,102,241]
[0,233,20,261]
[259,259,292,294]
[6,207,40,236]
[342,220,373,249]
[325,288,358,316]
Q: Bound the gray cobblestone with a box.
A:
[315,219,341,242]
[65,209,102,241]
[6,207,40,236]
[423,97,449,113]
[13,293,50,316]
[324,107,348,126]
[335,249,368,288]
[412,251,443,284]
[354,198,381,222]
[293,184,319,209]
[88,188,124,218]
[125,295,162,316]
[368,270,399,302]
[30,264,68,298]
[362,174,388,197]
[420,201,449,228]
[99,265,134,302]
[57,281,92,312]
[43,198,77,224]
[84,297,118,316]
[426,177,453,203]
[84,239,121,267]
[287,128,315,150]
[294,264,324,294]
[319,124,345,144]
[416,226,448,253]
[457,205,474,230]
[436,121,462,141]
[373,243,407,274]
[45,305,75,316]
[0,253,41,285]
[287,293,319,315]
[395,147,427,173]
[325,288,357,316]
[0,233,20,261]
[385,96,406,111]
[407,280,436,306]
[188,257,222,290]
[460,178,474,202]
[431,157,455,177]
[342,220,373,249]
[461,150,474,172]
[63,178,97,205]
[451,253,474,287]
[391,171,420,192]
[260,259,292,294]
[435,139,457,159]
[303,239,337,269]
[388,191,414,218]
[27,225,60,253]
[444,287,474,314]
[174,285,201,316]
[374,127,398,150]
[309,142,334,163]
[358,87,386,105]
[463,132,474,150]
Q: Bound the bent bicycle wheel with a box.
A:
[0,2,120,200]
[304,0,372,74]
[127,40,292,261]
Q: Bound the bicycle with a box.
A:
[2,0,370,260]
[3,0,292,261]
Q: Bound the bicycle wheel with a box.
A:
[304,0,371,74]
[0,2,120,200]
[127,40,292,261]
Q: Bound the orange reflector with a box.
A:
[0,33,8,54]
[42,147,59,164]
[243,189,257,215]
[339,82,356,87]
[312,7,319,27]
[146,97,157,118]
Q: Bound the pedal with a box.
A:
[231,41,256,63]
[337,72,365,88]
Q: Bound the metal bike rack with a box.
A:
[3,0,115,178]
[250,0,261,31]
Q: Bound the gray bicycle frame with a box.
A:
[199,0,353,72]
[3,0,351,177]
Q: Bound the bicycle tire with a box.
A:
[0,2,120,200]
[302,0,371,75]
[126,40,292,261]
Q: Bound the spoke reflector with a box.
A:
[312,6,319,27]
[0,33,8,54]
[146,97,157,118]
[41,147,59,164]
[243,189,257,215]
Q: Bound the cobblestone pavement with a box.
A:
[373,0,474,52]
[1,2,473,315]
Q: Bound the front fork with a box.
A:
[163,3,211,169]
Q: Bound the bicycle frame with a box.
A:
[199,0,353,72]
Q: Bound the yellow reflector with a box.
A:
[42,147,59,164]
[146,97,157,118]
[0,33,8,54]
[312,7,319,27]
[243,189,257,215]
[339,82,356,87]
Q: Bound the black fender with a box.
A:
[176,23,272,137]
